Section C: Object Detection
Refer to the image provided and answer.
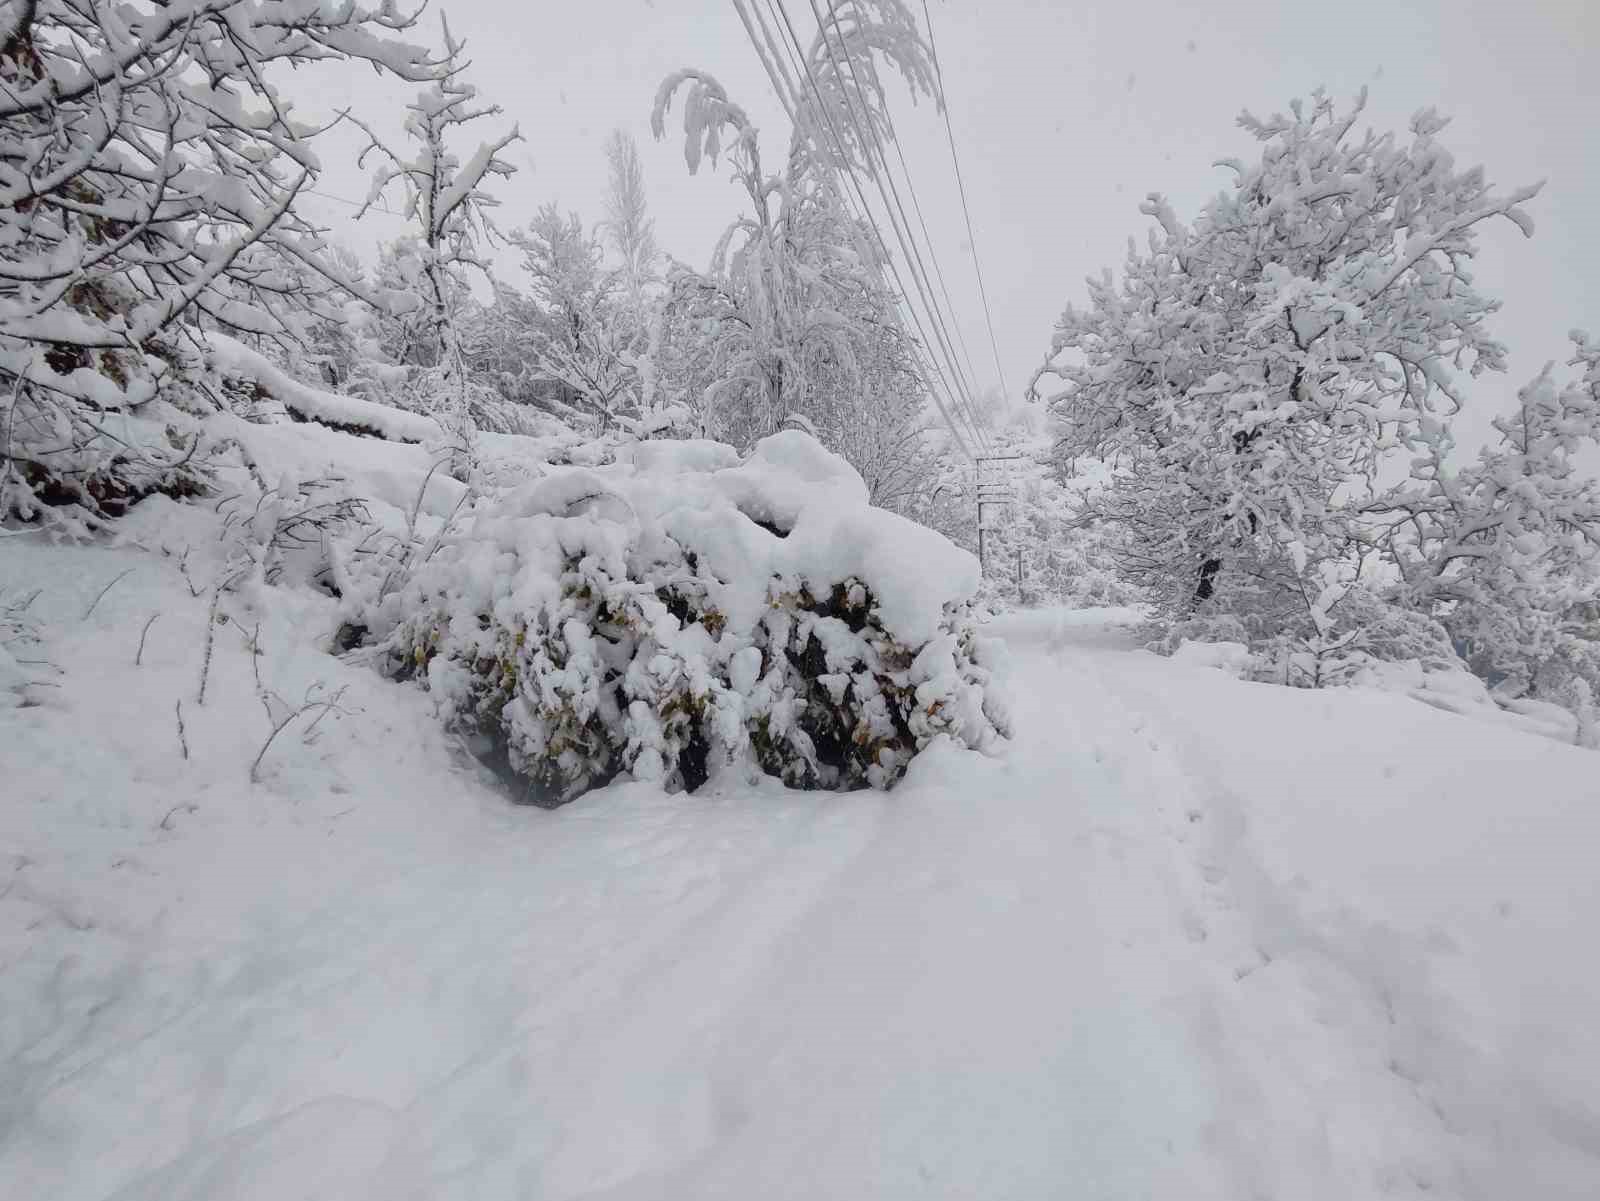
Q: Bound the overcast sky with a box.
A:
[302,0,1597,445]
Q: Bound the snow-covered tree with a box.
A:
[510,204,635,429]
[977,467,1139,612]
[1578,328,1600,399]
[290,247,372,390]
[822,361,936,512]
[1030,91,1540,635]
[797,273,952,515]
[452,279,570,419]
[0,0,440,529]
[357,238,470,372]
[351,16,519,457]
[602,130,661,321]
[598,130,674,430]
[1369,332,1600,698]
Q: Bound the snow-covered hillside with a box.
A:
[4,522,1597,1199]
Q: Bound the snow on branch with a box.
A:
[347,15,520,472]
[0,0,449,529]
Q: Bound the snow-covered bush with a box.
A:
[1159,586,1463,690]
[1563,676,1600,749]
[216,470,372,597]
[367,432,1007,804]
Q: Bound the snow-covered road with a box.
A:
[4,557,1599,1200]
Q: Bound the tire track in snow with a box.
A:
[573,640,1248,1200]
[83,785,897,1201]
[1016,640,1299,1201]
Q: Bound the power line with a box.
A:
[780,0,993,452]
[811,0,988,434]
[751,0,973,442]
[733,0,804,145]
[880,100,983,402]
[736,0,982,458]
[922,0,1011,404]
[800,0,990,448]
[755,0,987,455]
[304,187,397,216]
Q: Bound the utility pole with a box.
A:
[973,453,1023,574]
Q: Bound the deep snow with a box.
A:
[3,543,1599,1199]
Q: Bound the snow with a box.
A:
[395,427,978,652]
[983,603,1147,649]
[205,333,444,444]
[6,457,1600,1201]
[1092,644,1600,1199]
[8,16,1597,1195]
[207,413,464,515]
[1170,636,1255,676]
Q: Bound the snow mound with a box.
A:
[1170,638,1255,677]
[367,432,1006,803]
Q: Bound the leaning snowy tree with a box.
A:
[350,15,519,462]
[791,211,946,514]
[0,0,441,531]
[651,0,940,448]
[1030,91,1541,639]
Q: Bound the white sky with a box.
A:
[300,0,1598,445]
